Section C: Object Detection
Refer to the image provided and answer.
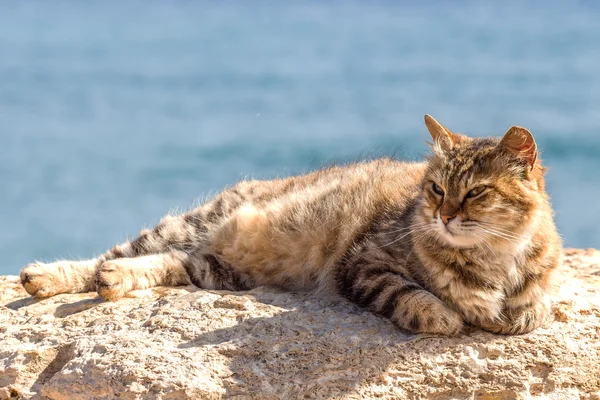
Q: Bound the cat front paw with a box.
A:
[420,304,465,336]
[395,294,465,336]
[20,263,59,298]
[96,261,131,301]
[480,303,550,335]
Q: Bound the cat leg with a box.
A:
[20,259,98,298]
[98,220,200,262]
[480,300,551,335]
[19,218,191,300]
[19,218,192,300]
[96,250,252,301]
[20,188,246,299]
[18,222,183,300]
[99,187,253,263]
[336,263,464,335]
[96,251,192,301]
[182,251,253,292]
[480,281,552,335]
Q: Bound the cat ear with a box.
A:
[424,114,461,152]
[499,126,537,170]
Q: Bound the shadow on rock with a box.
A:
[3,296,43,310]
[53,297,105,318]
[178,290,498,398]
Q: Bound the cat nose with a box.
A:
[441,214,456,225]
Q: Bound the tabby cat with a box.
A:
[20,115,562,335]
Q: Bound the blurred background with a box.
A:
[1,1,599,275]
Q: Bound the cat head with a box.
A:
[416,114,547,250]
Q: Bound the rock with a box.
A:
[1,249,599,399]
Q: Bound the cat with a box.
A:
[20,115,562,336]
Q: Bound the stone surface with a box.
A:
[1,249,599,399]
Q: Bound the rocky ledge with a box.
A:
[1,249,599,400]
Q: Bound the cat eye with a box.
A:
[465,186,486,199]
[431,182,444,196]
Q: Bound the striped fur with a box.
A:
[20,115,562,335]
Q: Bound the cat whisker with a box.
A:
[377,225,432,249]
[385,222,431,236]
[479,226,522,241]
[472,221,522,237]
[456,226,500,255]
[464,221,523,242]
[475,234,498,256]
[479,229,521,245]
[403,227,436,264]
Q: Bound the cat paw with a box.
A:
[20,263,59,298]
[480,307,549,335]
[96,261,130,301]
[396,299,464,336]
[423,306,465,336]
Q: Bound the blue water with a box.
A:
[1,2,599,275]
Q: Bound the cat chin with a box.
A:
[435,229,482,249]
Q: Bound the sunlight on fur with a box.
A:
[20,114,562,336]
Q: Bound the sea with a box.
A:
[1,1,599,275]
